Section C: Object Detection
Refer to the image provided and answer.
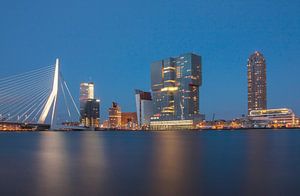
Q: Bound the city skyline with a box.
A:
[0,0,299,120]
[1,1,300,195]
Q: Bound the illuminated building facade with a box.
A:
[247,51,267,114]
[150,120,195,130]
[108,102,121,128]
[135,90,153,128]
[80,82,94,100]
[249,108,298,128]
[121,112,137,130]
[80,82,100,127]
[102,120,109,128]
[150,53,204,130]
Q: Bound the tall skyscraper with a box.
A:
[135,89,153,128]
[108,102,121,128]
[80,82,100,127]
[150,52,204,130]
[247,51,267,114]
[80,82,94,100]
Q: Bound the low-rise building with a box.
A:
[121,112,137,130]
[150,116,197,130]
[249,108,299,128]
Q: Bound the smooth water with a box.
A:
[0,130,300,196]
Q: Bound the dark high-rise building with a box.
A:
[80,99,100,127]
[247,51,267,114]
[80,82,100,127]
[150,53,204,130]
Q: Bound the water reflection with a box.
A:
[77,132,108,195]
[0,130,299,195]
[243,132,269,195]
[35,132,71,196]
[149,132,203,195]
[35,132,109,195]
[243,131,298,195]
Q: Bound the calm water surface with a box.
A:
[0,130,300,196]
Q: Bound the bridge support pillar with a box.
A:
[38,58,59,129]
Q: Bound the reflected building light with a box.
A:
[35,133,70,195]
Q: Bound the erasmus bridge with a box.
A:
[0,59,81,130]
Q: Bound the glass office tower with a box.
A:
[150,53,204,129]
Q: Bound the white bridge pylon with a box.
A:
[38,58,59,128]
[0,58,80,128]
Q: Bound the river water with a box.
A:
[0,130,300,196]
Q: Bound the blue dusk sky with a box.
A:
[0,0,299,120]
